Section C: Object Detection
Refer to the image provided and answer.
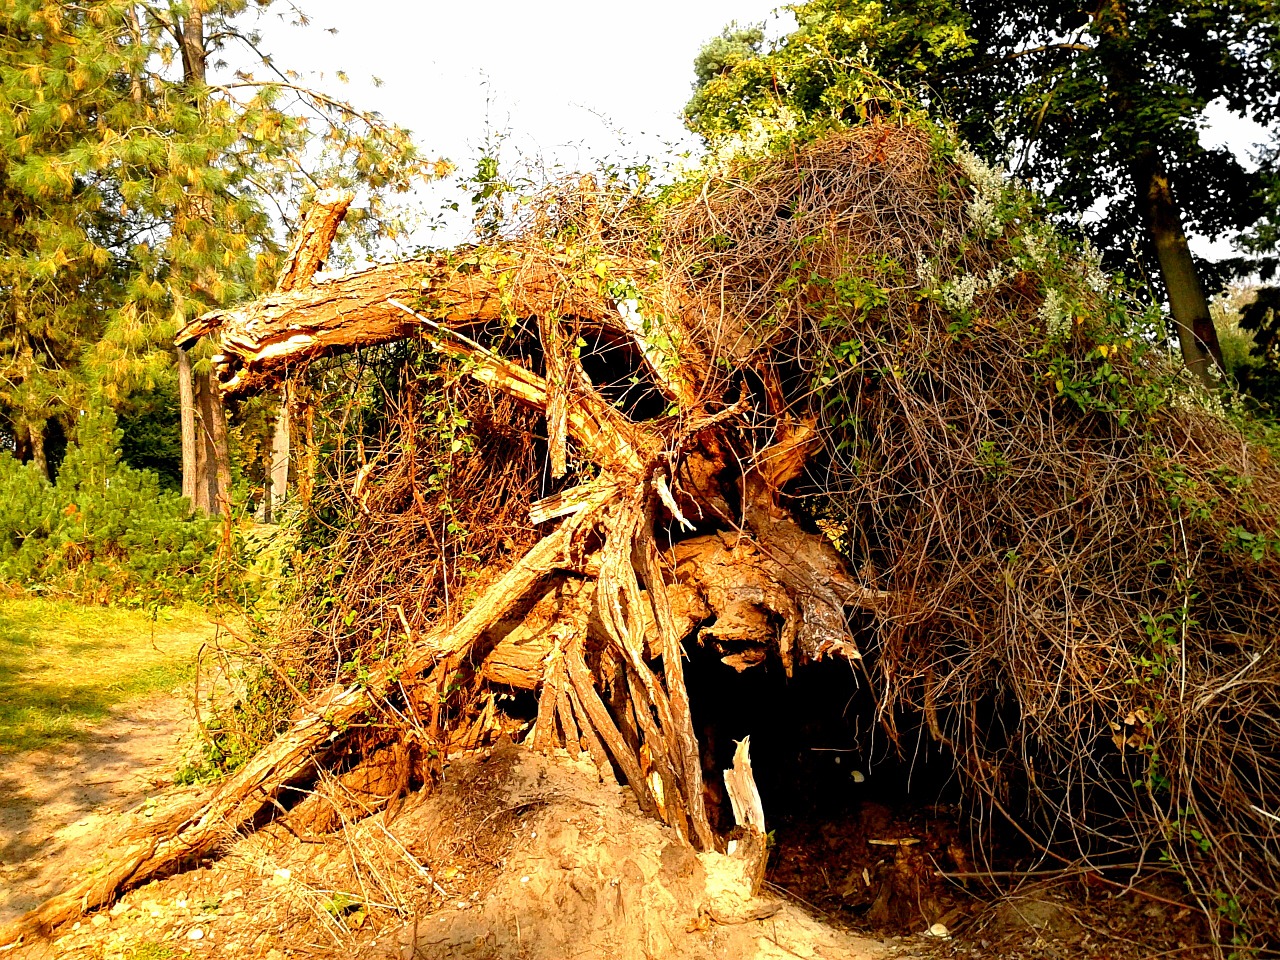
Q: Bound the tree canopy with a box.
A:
[686,0,1280,386]
[0,0,440,488]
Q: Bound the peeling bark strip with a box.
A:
[176,250,650,394]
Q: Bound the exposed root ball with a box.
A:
[10,121,1278,954]
[210,124,1280,949]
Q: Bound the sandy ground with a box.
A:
[6,743,895,960]
[0,692,195,924]
[0,702,1213,960]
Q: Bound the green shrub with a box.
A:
[0,407,220,603]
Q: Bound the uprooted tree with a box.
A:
[5,121,1280,953]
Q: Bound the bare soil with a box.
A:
[0,721,1215,960]
[0,691,196,926]
[3,741,894,960]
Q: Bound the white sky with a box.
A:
[239,1,788,251]
[240,1,1269,261]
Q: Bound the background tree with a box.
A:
[686,0,1280,388]
[685,0,972,138]
[0,1,139,477]
[0,0,442,510]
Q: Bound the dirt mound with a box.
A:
[12,743,890,960]
[404,745,887,960]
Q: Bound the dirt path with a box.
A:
[0,691,195,925]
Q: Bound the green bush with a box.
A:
[0,407,220,603]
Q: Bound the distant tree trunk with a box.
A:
[177,1,207,85]
[125,8,145,103]
[178,346,198,506]
[175,1,233,511]
[193,374,213,513]
[208,374,232,514]
[13,425,31,465]
[29,422,48,481]
[1133,147,1224,388]
[1092,0,1223,388]
[260,429,274,523]
[193,371,231,515]
[269,386,291,517]
[294,390,316,507]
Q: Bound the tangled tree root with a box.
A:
[7,123,1280,954]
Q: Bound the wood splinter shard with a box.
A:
[723,737,766,838]
[720,737,770,901]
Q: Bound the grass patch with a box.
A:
[0,598,215,754]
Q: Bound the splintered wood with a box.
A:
[724,737,766,836]
[174,195,883,847]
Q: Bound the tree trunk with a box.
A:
[294,388,316,507]
[207,373,232,515]
[193,375,213,513]
[182,2,233,516]
[1092,0,1223,388]
[269,387,291,515]
[260,190,352,518]
[172,2,235,514]
[178,347,198,507]
[14,425,31,466]
[177,1,206,86]
[260,421,274,524]
[176,252,646,392]
[1132,147,1224,387]
[125,8,145,103]
[28,422,48,481]
[193,372,228,515]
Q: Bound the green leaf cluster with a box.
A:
[684,0,972,139]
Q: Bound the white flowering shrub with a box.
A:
[937,266,1013,315]
[1079,239,1111,294]
[1039,287,1074,341]
[690,106,804,180]
[956,146,1007,239]
[1019,222,1056,270]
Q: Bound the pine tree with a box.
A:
[0,1,444,509]
[0,1,137,475]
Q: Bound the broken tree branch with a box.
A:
[276,189,355,293]
[177,250,650,394]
